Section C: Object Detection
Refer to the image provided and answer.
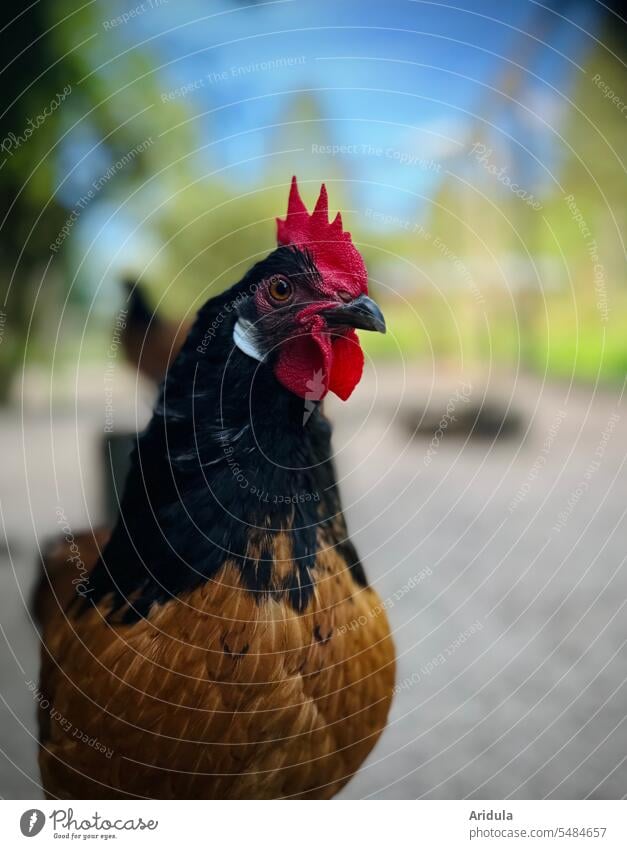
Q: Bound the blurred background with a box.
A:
[0,0,626,799]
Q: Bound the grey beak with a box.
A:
[325,294,386,334]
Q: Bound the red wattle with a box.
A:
[328,330,364,401]
[274,334,330,401]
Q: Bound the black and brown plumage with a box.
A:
[36,178,395,799]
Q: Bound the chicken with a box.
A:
[37,177,396,799]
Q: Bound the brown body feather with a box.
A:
[38,533,395,798]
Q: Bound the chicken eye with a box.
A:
[268,276,292,303]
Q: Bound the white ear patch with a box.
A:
[233,318,265,363]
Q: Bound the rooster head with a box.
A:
[232,176,385,402]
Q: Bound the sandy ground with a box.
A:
[0,363,625,799]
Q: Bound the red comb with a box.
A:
[276,176,367,296]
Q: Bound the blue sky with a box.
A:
[123,0,599,192]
